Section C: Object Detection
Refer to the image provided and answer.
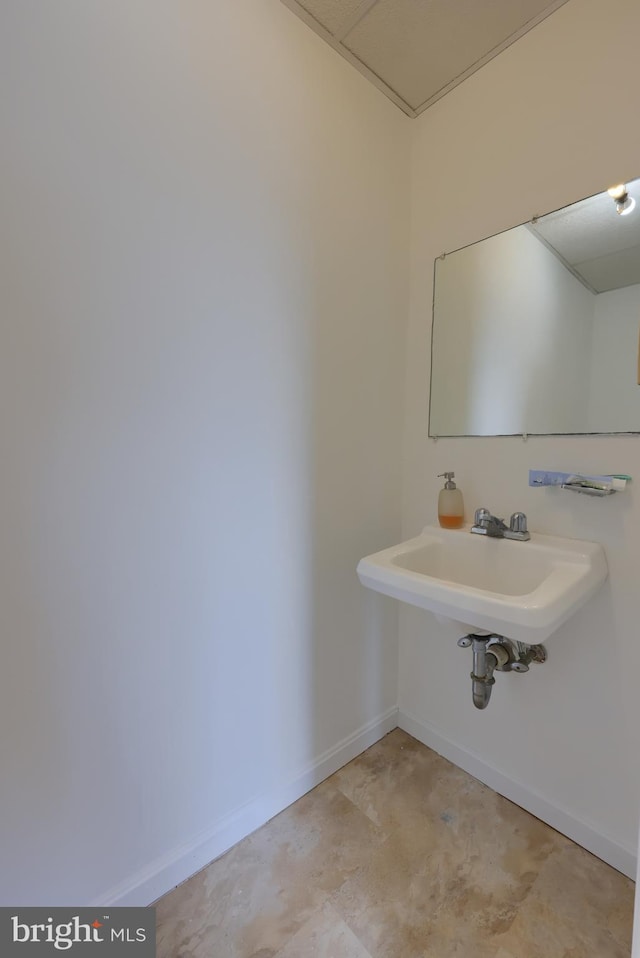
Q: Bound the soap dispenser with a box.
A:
[437,472,464,529]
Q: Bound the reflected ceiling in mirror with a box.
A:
[430,178,640,436]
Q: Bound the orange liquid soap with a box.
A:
[438,513,464,529]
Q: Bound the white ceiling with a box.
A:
[530,179,640,293]
[280,0,570,116]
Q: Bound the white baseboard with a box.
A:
[398,709,636,880]
[90,706,399,907]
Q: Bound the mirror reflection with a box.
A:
[430,178,640,436]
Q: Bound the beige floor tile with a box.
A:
[329,730,562,956]
[273,902,373,958]
[331,728,447,830]
[156,779,384,958]
[494,839,634,958]
[327,823,520,958]
[155,731,634,958]
[331,730,560,881]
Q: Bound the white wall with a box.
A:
[5,0,639,916]
[431,226,593,435]
[402,0,640,879]
[588,284,640,431]
[0,0,409,905]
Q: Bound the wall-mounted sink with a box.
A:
[357,526,608,644]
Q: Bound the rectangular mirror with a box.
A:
[430,178,640,436]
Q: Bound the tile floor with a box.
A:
[155,730,634,958]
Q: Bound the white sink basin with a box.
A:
[357,525,608,644]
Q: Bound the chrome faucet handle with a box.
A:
[510,512,528,533]
[471,509,507,537]
[504,511,530,541]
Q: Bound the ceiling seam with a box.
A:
[279,0,416,116]
[334,0,381,42]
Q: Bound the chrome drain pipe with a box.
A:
[472,635,503,709]
[472,636,495,710]
[457,634,530,709]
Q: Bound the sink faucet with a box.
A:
[471,508,530,541]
